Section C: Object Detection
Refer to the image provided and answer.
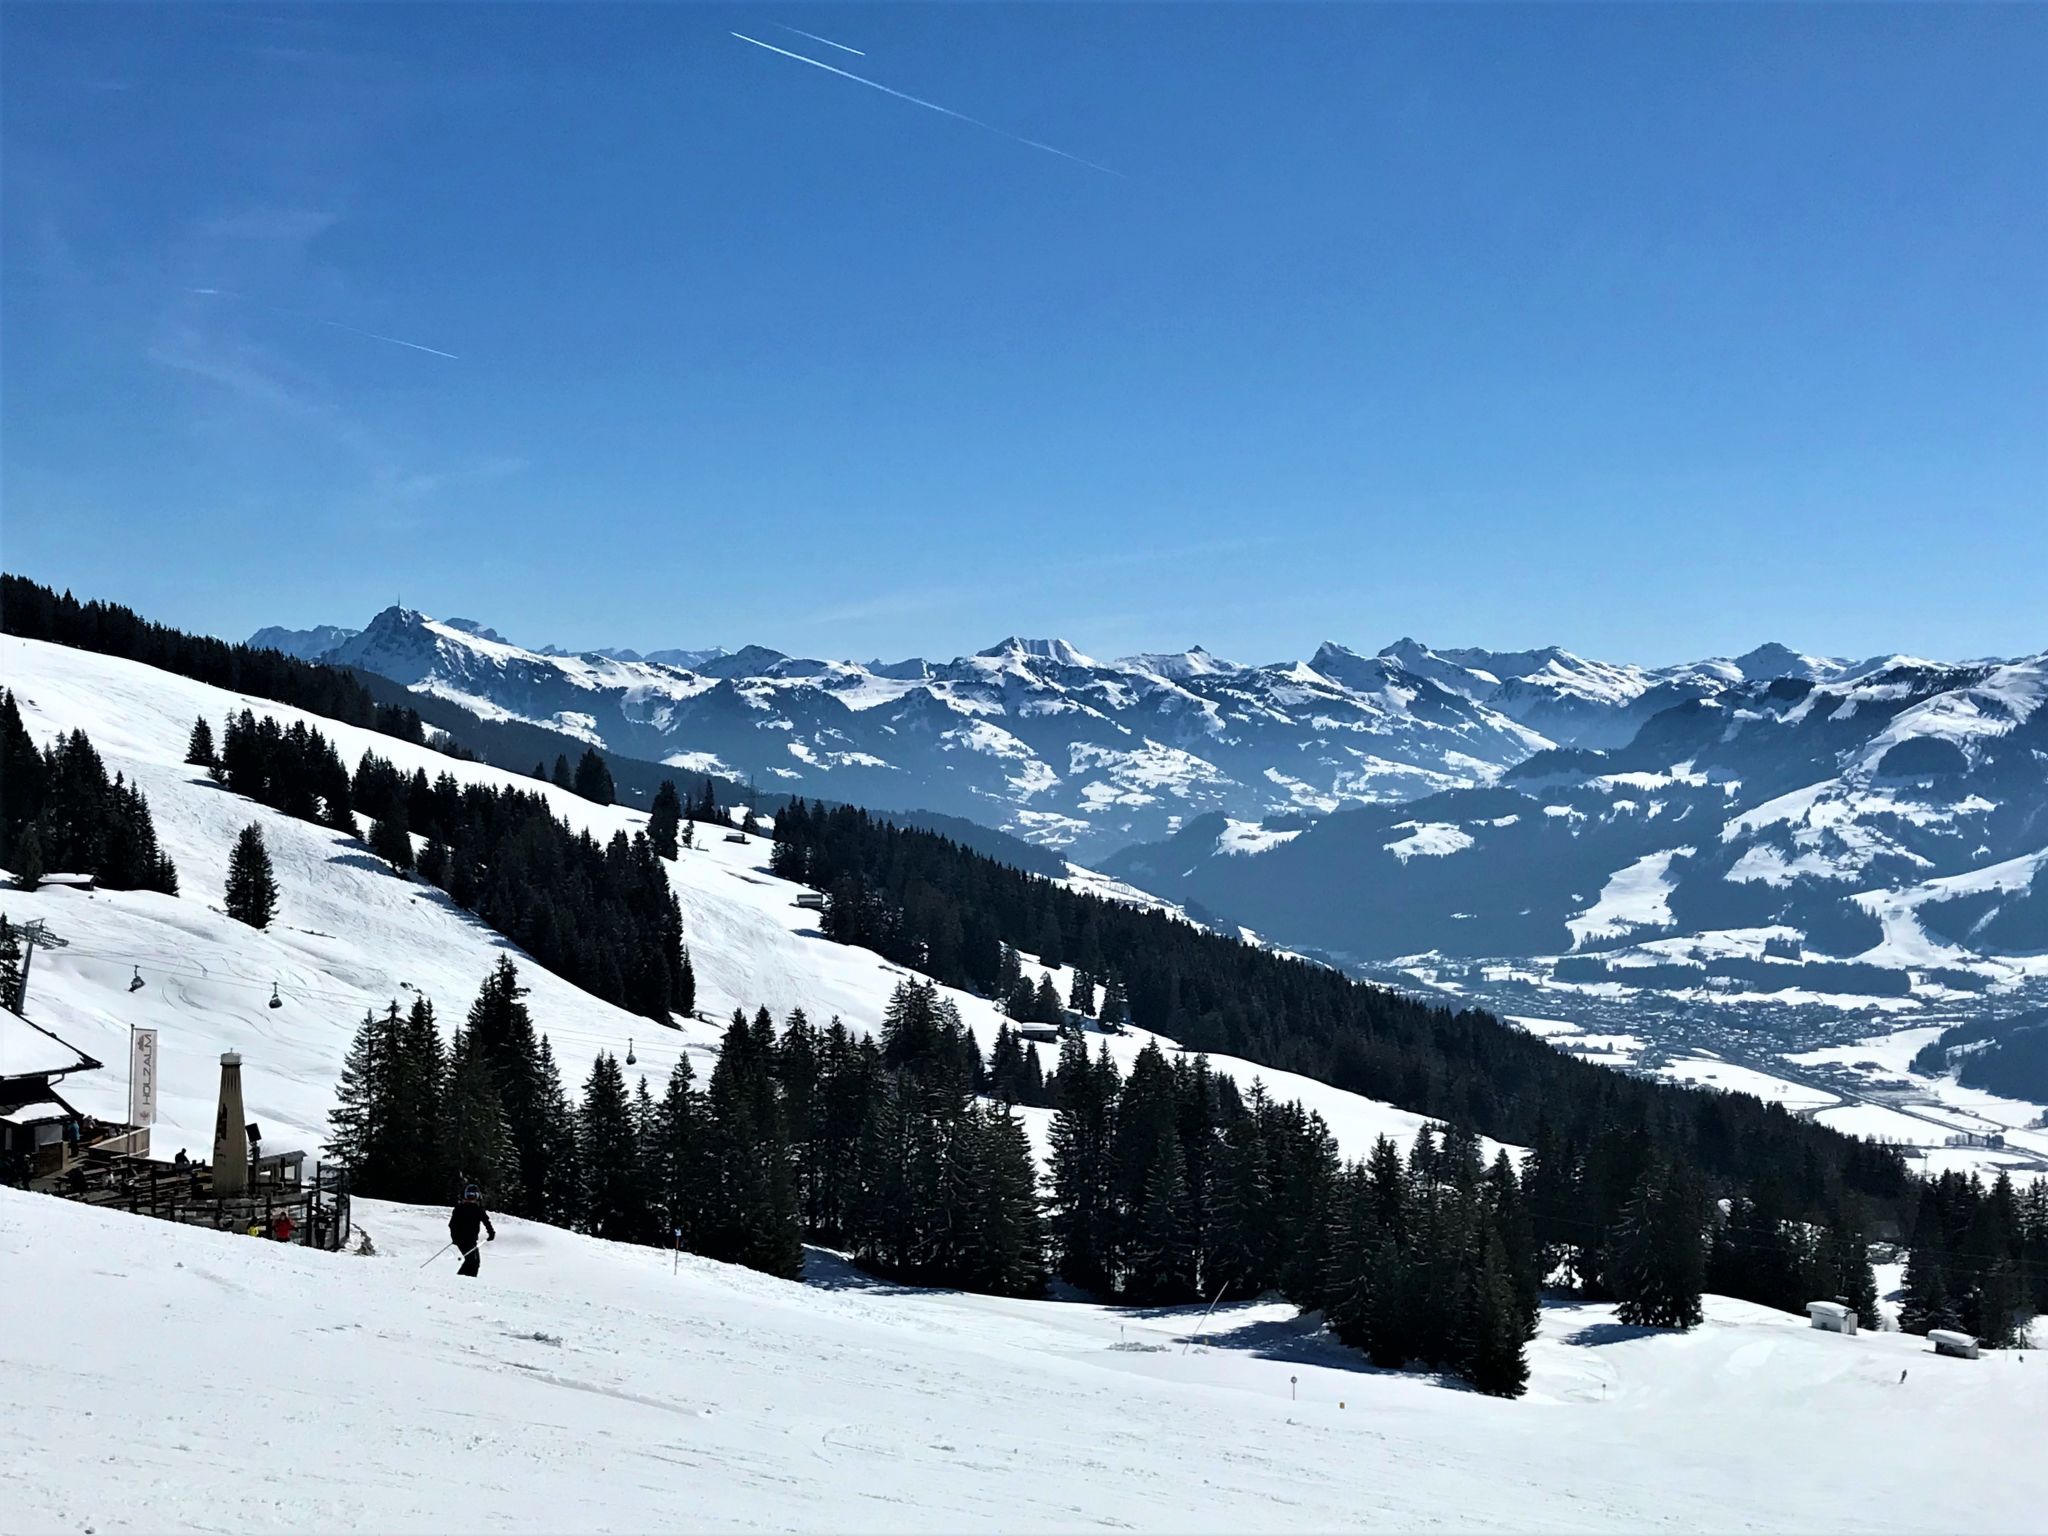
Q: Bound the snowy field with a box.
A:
[0,636,1458,1166]
[3,1188,2043,1535]
[1658,1056,1840,1110]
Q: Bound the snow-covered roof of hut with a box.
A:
[0,1097,72,1126]
[1928,1329,1978,1349]
[1807,1301,1853,1319]
[0,1006,98,1082]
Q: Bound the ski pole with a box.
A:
[419,1242,455,1270]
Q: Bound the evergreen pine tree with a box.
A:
[551,755,573,790]
[442,1026,517,1200]
[185,716,216,767]
[1047,1035,1117,1293]
[13,820,46,891]
[1613,1160,1705,1330]
[701,1010,803,1277]
[1033,973,1062,1025]
[529,1035,584,1225]
[649,780,683,859]
[648,1053,703,1250]
[464,958,548,1215]
[327,1008,399,1193]
[369,803,414,872]
[1129,1125,1195,1302]
[417,838,452,888]
[955,1104,1047,1297]
[573,748,616,805]
[1898,1245,1960,1336]
[223,823,278,928]
[0,917,22,1012]
[1464,1231,1531,1398]
[1209,1113,1276,1296]
[1067,967,1094,1016]
[576,1051,644,1240]
[391,997,447,1201]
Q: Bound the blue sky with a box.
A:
[4,3,2043,666]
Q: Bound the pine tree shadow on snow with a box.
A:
[1562,1321,1666,1348]
[800,1247,933,1296]
[348,861,529,956]
[1181,1312,1473,1389]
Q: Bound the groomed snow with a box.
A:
[6,1189,2046,1535]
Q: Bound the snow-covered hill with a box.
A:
[6,1186,2043,1534]
[0,635,1448,1170]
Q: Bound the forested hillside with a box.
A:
[769,798,1911,1220]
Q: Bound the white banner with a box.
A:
[129,1027,159,1128]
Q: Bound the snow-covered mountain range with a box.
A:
[1108,652,2048,1005]
[254,609,1949,863]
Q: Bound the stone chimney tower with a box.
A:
[212,1051,248,1197]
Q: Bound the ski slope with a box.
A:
[3,1187,2042,1534]
[0,636,1452,1166]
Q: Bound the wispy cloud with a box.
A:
[730,32,1122,178]
[773,23,865,58]
[190,287,458,359]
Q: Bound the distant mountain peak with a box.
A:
[1726,642,1847,682]
[443,617,511,645]
[246,622,360,661]
[976,637,1097,669]
[1118,644,1240,680]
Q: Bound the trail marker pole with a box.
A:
[1183,1280,1230,1355]
[1291,1375,1298,1402]
[672,1227,682,1276]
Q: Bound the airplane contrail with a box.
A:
[730,31,1121,178]
[773,23,864,57]
[190,288,459,360]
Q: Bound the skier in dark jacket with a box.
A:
[449,1185,496,1277]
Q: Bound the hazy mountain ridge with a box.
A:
[259,610,2026,868]
[1106,652,2048,991]
[263,610,1619,858]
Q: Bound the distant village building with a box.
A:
[1016,1020,1061,1044]
[1944,1130,2006,1150]
[792,891,826,912]
[1929,1330,1981,1360]
[1807,1301,1858,1335]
